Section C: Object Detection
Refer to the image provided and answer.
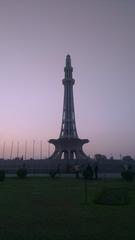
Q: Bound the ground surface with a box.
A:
[0,177,135,240]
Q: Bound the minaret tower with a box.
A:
[60,55,78,138]
[49,55,89,164]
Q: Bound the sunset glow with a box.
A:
[0,0,135,159]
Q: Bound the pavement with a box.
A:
[5,172,122,178]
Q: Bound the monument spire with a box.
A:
[60,55,77,138]
[64,54,73,79]
[49,55,89,165]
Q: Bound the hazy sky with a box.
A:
[0,0,135,159]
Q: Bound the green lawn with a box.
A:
[0,177,135,240]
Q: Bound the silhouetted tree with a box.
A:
[121,164,134,181]
[17,166,27,179]
[95,154,107,161]
[122,155,133,162]
[49,170,57,179]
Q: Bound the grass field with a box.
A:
[0,177,135,240]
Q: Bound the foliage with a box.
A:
[121,169,134,181]
[49,170,57,179]
[94,188,129,205]
[17,167,27,179]
[122,155,133,162]
[95,154,107,161]
[0,170,5,182]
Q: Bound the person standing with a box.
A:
[94,164,98,180]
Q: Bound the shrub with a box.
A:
[121,170,134,181]
[49,170,57,179]
[0,170,5,182]
[17,168,27,179]
[94,188,129,205]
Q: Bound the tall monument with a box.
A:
[49,55,89,164]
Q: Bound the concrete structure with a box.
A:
[49,55,89,166]
[0,159,133,178]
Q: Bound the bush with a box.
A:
[17,168,27,179]
[94,188,129,205]
[49,170,57,179]
[0,170,5,182]
[121,170,134,181]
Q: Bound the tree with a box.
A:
[121,164,134,181]
[95,154,107,161]
[122,155,133,162]
[17,167,27,179]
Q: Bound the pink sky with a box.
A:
[0,0,135,159]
